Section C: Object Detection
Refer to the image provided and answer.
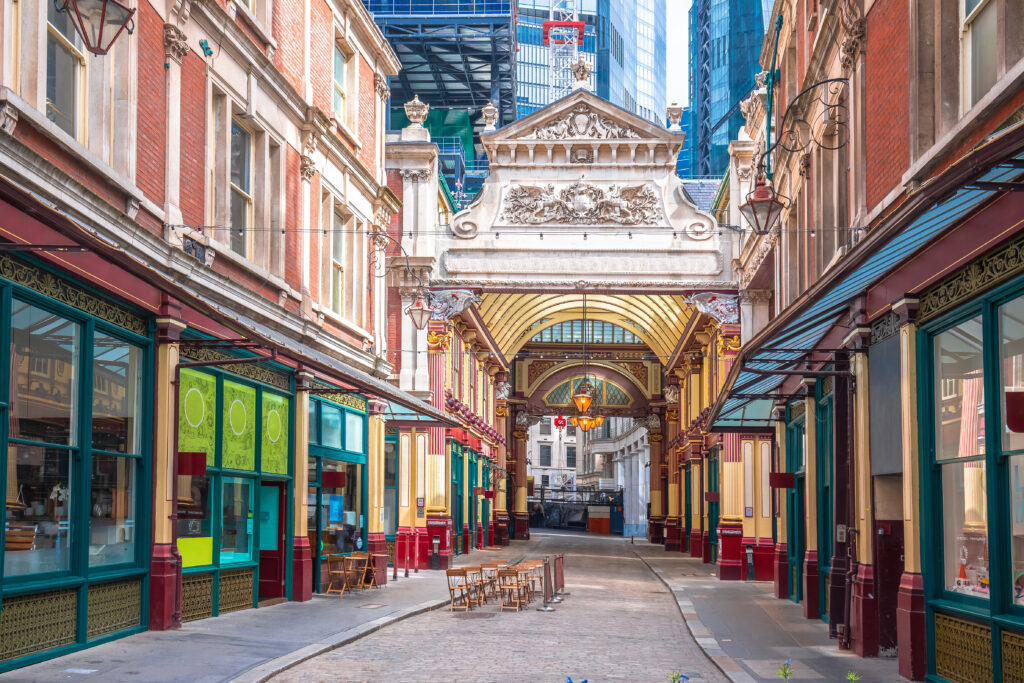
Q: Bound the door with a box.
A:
[707,451,720,564]
[258,482,286,600]
[787,415,806,604]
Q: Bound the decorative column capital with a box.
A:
[163,23,189,63]
[300,155,316,182]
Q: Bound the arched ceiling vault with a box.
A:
[478,293,695,363]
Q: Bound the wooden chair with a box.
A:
[344,556,365,592]
[446,568,472,611]
[480,563,499,600]
[498,568,526,612]
[514,564,535,602]
[463,566,487,606]
[326,554,350,595]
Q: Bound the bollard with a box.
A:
[414,531,419,573]
[536,557,556,612]
[555,553,570,597]
[404,532,410,578]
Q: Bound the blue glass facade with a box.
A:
[688,0,773,176]
[516,0,666,124]
[674,106,693,177]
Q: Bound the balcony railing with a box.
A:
[363,0,513,16]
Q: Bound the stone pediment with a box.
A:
[483,90,678,145]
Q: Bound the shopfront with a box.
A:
[174,356,293,619]
[1,255,151,669]
[383,429,398,565]
[306,394,368,593]
[920,271,1024,680]
[451,440,463,555]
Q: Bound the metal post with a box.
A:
[555,553,570,597]
[537,556,556,612]
[404,530,409,578]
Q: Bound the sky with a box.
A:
[665,0,691,108]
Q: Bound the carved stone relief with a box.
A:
[689,293,740,325]
[500,182,661,225]
[429,289,482,320]
[523,103,641,140]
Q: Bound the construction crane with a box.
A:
[542,0,585,103]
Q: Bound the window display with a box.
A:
[177,475,211,567]
[92,334,142,454]
[4,444,72,576]
[943,460,989,598]
[320,460,362,554]
[89,454,135,566]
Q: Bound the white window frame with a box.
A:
[229,116,254,258]
[45,4,86,140]
[331,210,346,316]
[333,39,349,126]
[960,0,999,113]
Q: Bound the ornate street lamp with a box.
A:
[739,174,789,235]
[53,0,136,56]
[572,380,594,414]
[406,291,431,331]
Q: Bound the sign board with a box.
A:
[769,472,796,489]
[416,497,425,508]
[177,452,207,476]
[704,492,720,503]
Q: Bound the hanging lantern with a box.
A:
[405,291,431,330]
[54,0,136,56]
[572,379,594,413]
[569,416,579,427]
[593,415,605,427]
[577,414,595,432]
[739,173,789,235]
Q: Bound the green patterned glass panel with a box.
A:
[222,380,256,470]
[262,393,289,474]
[179,369,217,466]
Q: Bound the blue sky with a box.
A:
[665,0,691,108]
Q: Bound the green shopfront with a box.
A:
[306,393,368,592]
[175,361,293,620]
[1,257,152,670]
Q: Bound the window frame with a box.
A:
[332,38,350,126]
[330,210,346,317]
[229,116,255,258]
[45,3,87,140]
[960,0,1000,113]
[921,274,1024,629]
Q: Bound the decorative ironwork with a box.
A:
[87,579,142,640]
[789,401,806,420]
[770,78,849,157]
[309,380,368,412]
[523,103,640,140]
[0,252,146,335]
[386,539,397,565]
[920,231,1024,323]
[219,568,254,614]
[182,573,214,622]
[870,311,900,345]
[500,182,661,226]
[1003,629,1024,682]
[934,612,991,683]
[181,346,290,391]
[0,589,77,662]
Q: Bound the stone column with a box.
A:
[162,24,187,226]
[649,412,666,544]
[151,299,185,630]
[718,433,745,580]
[689,439,704,558]
[494,381,510,545]
[512,427,530,540]
[425,323,453,568]
[894,298,926,681]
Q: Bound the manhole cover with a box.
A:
[358,603,387,609]
[453,612,497,619]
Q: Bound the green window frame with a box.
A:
[921,274,1024,679]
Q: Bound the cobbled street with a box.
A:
[273,531,727,683]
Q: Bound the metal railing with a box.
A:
[364,0,513,15]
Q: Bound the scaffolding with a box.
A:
[542,0,583,103]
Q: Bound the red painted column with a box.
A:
[851,563,879,656]
[773,542,789,598]
[149,543,179,630]
[291,536,313,600]
[897,572,927,680]
[803,550,820,619]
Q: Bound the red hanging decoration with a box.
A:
[554,415,567,431]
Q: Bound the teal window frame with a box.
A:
[0,269,153,671]
[920,273,1024,680]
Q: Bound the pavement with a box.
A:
[1,542,531,683]
[272,530,727,683]
[634,544,902,682]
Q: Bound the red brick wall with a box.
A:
[864,0,910,210]
[136,1,166,208]
[180,51,207,227]
[310,0,333,117]
[272,0,305,98]
[358,57,377,173]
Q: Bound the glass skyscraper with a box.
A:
[688,0,773,176]
[516,0,667,124]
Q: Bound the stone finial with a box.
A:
[481,101,499,132]
[570,56,592,91]
[666,102,683,131]
[403,94,429,126]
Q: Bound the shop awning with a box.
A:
[383,400,451,426]
[0,174,459,427]
[710,123,1024,431]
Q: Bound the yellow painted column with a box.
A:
[293,378,311,538]
[900,322,921,573]
[153,338,178,548]
[803,387,818,553]
[852,353,873,563]
[366,408,386,536]
[775,416,788,546]
[398,431,414,529]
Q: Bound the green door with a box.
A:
[384,435,398,564]
[684,464,692,553]
[451,444,463,555]
[816,391,833,622]
[708,449,720,564]
[468,452,478,549]
[482,465,490,545]
[786,414,806,604]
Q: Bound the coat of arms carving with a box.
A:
[523,103,641,140]
[500,182,661,226]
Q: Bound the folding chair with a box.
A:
[446,568,472,611]
[326,554,350,595]
[498,568,526,612]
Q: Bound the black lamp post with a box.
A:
[54,0,136,56]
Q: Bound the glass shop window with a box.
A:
[383,441,397,537]
[1003,295,1024,604]
[308,400,319,445]
[177,475,212,568]
[321,403,342,450]
[4,444,72,576]
[320,460,362,554]
[306,485,318,557]
[935,317,989,599]
[220,477,253,564]
[345,410,363,453]
[89,454,136,567]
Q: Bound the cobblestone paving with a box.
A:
[274,531,727,683]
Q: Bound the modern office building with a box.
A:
[516,0,666,124]
[688,0,773,175]
[674,106,694,176]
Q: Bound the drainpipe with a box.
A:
[169,351,276,627]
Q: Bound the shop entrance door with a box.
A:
[788,474,805,604]
[258,482,286,600]
[707,450,720,564]
[817,393,834,623]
